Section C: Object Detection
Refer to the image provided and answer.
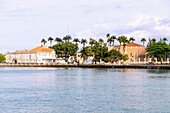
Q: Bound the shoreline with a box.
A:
[0,64,170,70]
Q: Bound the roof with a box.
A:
[12,46,54,53]
[114,42,144,47]
[28,46,54,53]
[14,50,29,53]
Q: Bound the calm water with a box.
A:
[0,67,170,113]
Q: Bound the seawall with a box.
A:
[0,64,170,69]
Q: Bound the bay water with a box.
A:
[0,67,170,113]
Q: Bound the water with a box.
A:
[0,67,170,113]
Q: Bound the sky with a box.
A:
[0,0,170,53]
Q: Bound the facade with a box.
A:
[110,42,145,62]
[6,45,57,64]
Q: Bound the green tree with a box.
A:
[119,35,128,55]
[141,38,146,46]
[41,38,47,45]
[118,36,123,45]
[110,35,117,46]
[106,33,110,38]
[99,38,104,44]
[48,37,54,46]
[73,38,80,44]
[0,54,6,63]
[55,37,62,44]
[51,41,78,61]
[107,37,113,46]
[163,38,168,43]
[146,42,170,63]
[151,38,156,43]
[81,39,87,47]
[129,37,135,43]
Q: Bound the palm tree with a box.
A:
[81,39,87,47]
[120,35,128,55]
[110,35,117,46]
[106,33,110,38]
[41,38,47,45]
[63,36,68,42]
[89,38,96,47]
[141,38,146,46]
[99,38,104,44]
[118,36,123,45]
[48,37,54,46]
[129,37,135,43]
[73,38,80,44]
[107,38,113,46]
[151,38,156,43]
[55,37,62,44]
[163,38,168,43]
[66,35,72,42]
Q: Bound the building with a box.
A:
[6,45,58,64]
[110,42,145,63]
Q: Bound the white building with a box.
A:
[6,45,65,64]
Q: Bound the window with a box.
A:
[140,52,142,55]
[135,52,137,56]
[130,52,132,56]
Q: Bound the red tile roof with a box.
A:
[114,42,144,47]
[13,46,54,53]
[28,46,54,53]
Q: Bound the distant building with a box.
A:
[6,45,57,64]
[110,42,145,62]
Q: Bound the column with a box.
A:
[167,58,169,64]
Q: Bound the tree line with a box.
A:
[41,34,169,63]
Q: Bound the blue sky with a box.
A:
[0,0,170,53]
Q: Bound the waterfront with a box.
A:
[0,68,170,113]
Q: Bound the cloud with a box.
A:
[76,15,170,46]
[0,0,170,53]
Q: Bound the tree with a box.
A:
[41,39,47,45]
[89,38,96,47]
[129,37,135,43]
[99,38,104,44]
[110,35,117,46]
[122,54,129,61]
[80,46,92,63]
[73,38,80,44]
[66,35,72,42]
[0,54,6,63]
[118,36,123,45]
[141,38,146,46]
[146,42,170,63]
[107,38,112,46]
[163,38,168,43]
[119,35,128,55]
[48,37,54,46]
[55,37,62,44]
[106,33,110,38]
[151,38,156,43]
[51,41,78,61]
[81,39,87,47]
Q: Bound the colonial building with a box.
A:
[6,45,57,64]
[110,42,145,62]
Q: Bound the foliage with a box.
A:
[51,41,78,60]
[146,42,170,60]
[41,38,47,45]
[0,54,6,63]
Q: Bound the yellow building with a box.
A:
[110,42,145,62]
